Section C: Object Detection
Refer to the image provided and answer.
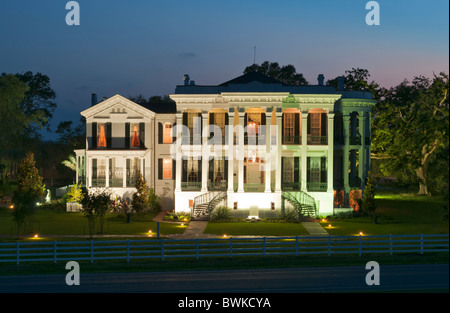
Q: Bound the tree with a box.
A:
[243,61,309,85]
[372,72,449,196]
[148,187,161,212]
[131,171,149,215]
[12,152,45,236]
[80,188,112,238]
[361,172,377,223]
[327,67,382,99]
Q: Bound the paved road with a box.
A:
[0,264,448,293]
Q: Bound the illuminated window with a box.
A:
[131,124,140,147]
[163,159,172,179]
[163,123,173,144]
[284,113,295,143]
[97,124,107,148]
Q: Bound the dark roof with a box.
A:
[219,71,284,86]
[139,101,176,114]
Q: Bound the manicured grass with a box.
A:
[0,208,185,239]
[205,221,309,236]
[322,193,449,236]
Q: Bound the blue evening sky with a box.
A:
[0,0,448,140]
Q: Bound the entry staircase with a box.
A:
[281,191,317,218]
[192,191,228,221]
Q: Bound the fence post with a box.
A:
[390,234,393,256]
[196,238,199,260]
[16,241,20,265]
[420,233,424,255]
[263,237,266,257]
[359,235,362,256]
[161,239,165,261]
[328,235,331,256]
[90,240,94,263]
[126,239,130,263]
[229,237,233,259]
[295,236,299,256]
[54,241,57,264]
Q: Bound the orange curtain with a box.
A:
[131,125,140,147]
[98,125,107,147]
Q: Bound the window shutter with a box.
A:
[172,160,176,180]
[307,114,311,135]
[294,113,300,139]
[209,158,214,183]
[158,159,163,180]
[321,113,327,137]
[321,157,327,183]
[158,122,163,144]
[294,157,299,183]
[261,113,266,126]
[92,159,97,179]
[92,122,97,149]
[172,122,177,143]
[139,123,145,148]
[125,123,130,148]
[198,158,202,182]
[182,159,187,182]
[106,123,112,148]
[224,159,228,181]
[307,157,310,182]
[281,113,285,139]
[281,157,285,183]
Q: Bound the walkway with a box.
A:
[154,211,329,239]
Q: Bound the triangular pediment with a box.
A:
[80,94,156,119]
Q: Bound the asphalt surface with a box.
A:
[0,263,448,293]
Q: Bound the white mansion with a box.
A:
[75,72,375,218]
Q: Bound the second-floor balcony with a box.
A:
[307,135,328,145]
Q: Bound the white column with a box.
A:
[327,113,335,192]
[359,111,366,187]
[75,156,79,185]
[201,112,208,192]
[175,113,182,192]
[343,113,350,193]
[105,157,110,187]
[237,111,245,193]
[265,109,272,193]
[227,110,235,192]
[301,111,308,192]
[275,110,282,193]
[87,156,92,187]
[123,157,127,188]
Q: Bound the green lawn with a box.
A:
[0,208,186,239]
[322,193,449,236]
[205,221,308,236]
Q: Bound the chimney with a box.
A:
[183,74,190,86]
[91,93,98,106]
[317,74,324,86]
[189,80,196,86]
[337,76,345,91]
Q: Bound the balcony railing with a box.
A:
[109,178,123,188]
[307,182,328,192]
[282,136,301,145]
[182,135,202,145]
[181,182,202,191]
[281,182,301,191]
[307,136,328,145]
[244,135,266,145]
[350,136,361,145]
[243,183,265,192]
[91,178,106,187]
[208,181,227,191]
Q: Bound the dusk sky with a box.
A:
[1,0,448,140]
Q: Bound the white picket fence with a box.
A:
[0,234,448,265]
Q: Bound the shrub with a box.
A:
[210,206,234,222]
